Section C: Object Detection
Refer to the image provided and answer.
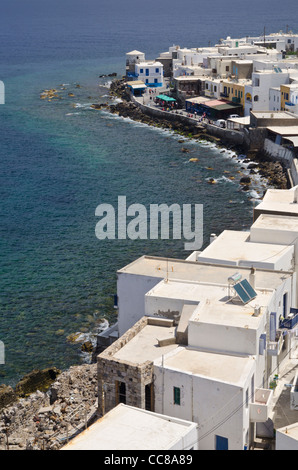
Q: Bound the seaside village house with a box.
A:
[74,34,298,451]
[123,32,298,134]
[125,50,164,90]
[93,184,298,451]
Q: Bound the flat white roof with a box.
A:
[277,422,298,441]
[284,136,298,147]
[61,404,197,450]
[118,255,291,290]
[198,229,294,269]
[112,321,178,364]
[156,347,255,386]
[146,279,274,330]
[185,96,210,103]
[175,76,204,81]
[254,187,298,215]
[253,213,298,231]
[137,61,163,67]
[252,111,296,119]
[267,126,298,136]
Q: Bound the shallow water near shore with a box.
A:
[1,0,296,386]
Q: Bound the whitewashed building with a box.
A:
[276,422,298,450]
[134,61,164,88]
[244,68,290,115]
[111,185,298,450]
[62,403,198,450]
[126,50,145,78]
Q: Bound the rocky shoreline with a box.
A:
[101,78,289,191]
[0,364,98,450]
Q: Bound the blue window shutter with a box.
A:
[270,312,276,341]
[260,333,266,349]
[259,337,265,355]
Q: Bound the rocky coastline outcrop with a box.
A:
[0,364,98,450]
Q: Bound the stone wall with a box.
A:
[97,317,154,415]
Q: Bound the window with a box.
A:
[116,381,126,404]
[226,66,229,72]
[146,69,149,76]
[214,85,217,92]
[140,68,143,74]
[283,293,288,318]
[154,78,158,83]
[155,68,159,73]
[145,384,153,411]
[173,387,181,405]
[254,95,259,102]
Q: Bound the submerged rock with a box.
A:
[15,368,61,398]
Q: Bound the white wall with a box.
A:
[135,62,164,86]
[276,424,298,450]
[145,291,198,319]
[269,88,281,111]
[154,355,255,450]
[117,272,163,335]
[264,138,295,163]
[188,316,265,356]
[250,71,289,112]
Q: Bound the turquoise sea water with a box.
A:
[1,0,298,385]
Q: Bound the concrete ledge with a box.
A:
[147,317,174,327]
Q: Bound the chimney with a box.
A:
[293,187,298,203]
[249,266,256,289]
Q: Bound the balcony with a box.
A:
[267,331,284,356]
[126,72,139,78]
[250,388,273,423]
[279,309,298,330]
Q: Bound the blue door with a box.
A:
[215,435,228,450]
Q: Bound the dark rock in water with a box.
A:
[0,385,17,410]
[99,72,117,78]
[81,341,93,353]
[91,103,107,109]
[15,367,61,398]
[240,176,251,184]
